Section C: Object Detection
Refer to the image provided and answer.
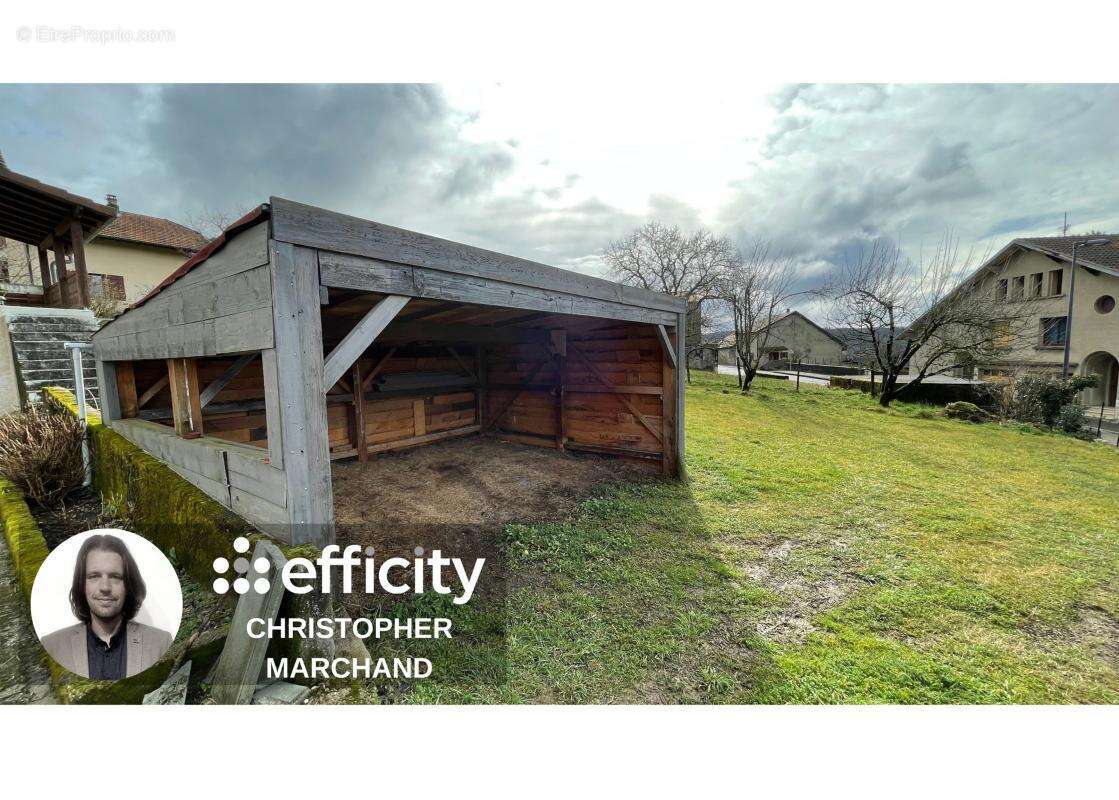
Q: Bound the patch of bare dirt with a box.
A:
[333,436,652,530]
[744,537,865,645]
[1069,605,1119,666]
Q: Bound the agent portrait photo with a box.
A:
[34,532,181,681]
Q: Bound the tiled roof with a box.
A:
[97,211,207,252]
[1014,234,1119,271]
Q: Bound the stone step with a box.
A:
[6,321,101,333]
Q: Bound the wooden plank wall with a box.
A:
[92,221,274,361]
[325,347,479,458]
[485,319,665,464]
[324,319,667,468]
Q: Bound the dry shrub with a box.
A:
[0,404,85,505]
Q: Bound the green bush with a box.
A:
[1011,374,1097,429]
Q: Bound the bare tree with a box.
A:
[186,204,252,241]
[604,221,737,381]
[821,234,1034,406]
[714,240,797,392]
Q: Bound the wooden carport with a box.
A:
[92,198,686,546]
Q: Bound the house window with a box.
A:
[1095,295,1116,314]
[1040,317,1067,348]
[1011,275,1025,301]
[1048,269,1063,296]
[996,279,1008,303]
[991,320,1012,349]
[1030,272,1044,298]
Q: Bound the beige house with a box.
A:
[909,235,1119,408]
[2,197,206,311]
[717,310,845,368]
[62,200,206,309]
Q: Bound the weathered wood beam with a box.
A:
[361,347,397,390]
[322,294,410,391]
[115,362,138,419]
[552,330,566,450]
[656,324,678,370]
[69,219,91,307]
[137,374,169,409]
[380,320,548,346]
[568,343,663,444]
[199,353,257,409]
[166,357,203,438]
[352,361,367,462]
[316,249,680,326]
[36,246,51,289]
[660,326,677,476]
[270,242,334,543]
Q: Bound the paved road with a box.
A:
[0,533,55,704]
[715,365,831,386]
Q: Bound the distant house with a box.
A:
[70,198,207,309]
[717,311,845,368]
[909,234,1119,409]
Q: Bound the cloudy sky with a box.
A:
[1,83,1116,312]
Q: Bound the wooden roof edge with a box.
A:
[268,196,688,316]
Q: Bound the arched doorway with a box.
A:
[1081,351,1119,407]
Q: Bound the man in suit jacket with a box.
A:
[39,533,173,680]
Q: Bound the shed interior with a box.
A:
[122,292,674,467]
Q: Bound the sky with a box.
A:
[1,83,1116,319]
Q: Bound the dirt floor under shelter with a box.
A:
[332,434,655,533]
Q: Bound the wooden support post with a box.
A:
[476,345,488,430]
[116,362,138,419]
[413,398,427,437]
[50,237,69,304]
[36,246,51,289]
[551,330,566,450]
[166,357,203,437]
[661,326,677,476]
[69,220,91,307]
[269,242,334,544]
[676,311,686,476]
[352,360,367,461]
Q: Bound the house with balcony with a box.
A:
[0,158,206,410]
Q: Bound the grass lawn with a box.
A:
[355,371,1119,704]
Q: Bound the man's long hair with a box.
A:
[70,534,147,623]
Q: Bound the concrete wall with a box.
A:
[0,306,21,414]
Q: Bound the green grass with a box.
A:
[359,372,1119,704]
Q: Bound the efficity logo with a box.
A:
[211,536,271,595]
[211,537,485,605]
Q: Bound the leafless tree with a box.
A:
[186,204,252,241]
[820,234,1034,406]
[715,240,798,392]
[604,221,738,381]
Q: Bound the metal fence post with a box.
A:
[64,342,92,487]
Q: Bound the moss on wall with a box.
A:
[0,479,50,602]
[43,386,262,586]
